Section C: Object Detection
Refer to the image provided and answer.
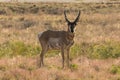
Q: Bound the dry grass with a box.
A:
[0,2,120,80]
[0,56,120,80]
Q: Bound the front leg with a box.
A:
[61,47,65,68]
[66,48,70,67]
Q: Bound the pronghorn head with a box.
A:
[64,11,81,33]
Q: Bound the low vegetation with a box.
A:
[0,41,120,59]
[110,65,120,75]
[0,41,40,58]
[0,2,120,80]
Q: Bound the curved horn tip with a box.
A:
[73,10,81,23]
[78,10,81,14]
[64,10,70,23]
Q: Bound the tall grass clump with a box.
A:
[91,44,113,59]
[70,44,83,59]
[69,41,120,59]
[89,42,120,59]
[0,41,40,58]
[109,65,120,75]
[0,41,120,59]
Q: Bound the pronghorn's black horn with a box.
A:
[73,10,81,23]
[64,11,70,23]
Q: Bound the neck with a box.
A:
[68,31,74,33]
[66,31,74,41]
[67,29,73,33]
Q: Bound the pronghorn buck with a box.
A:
[38,11,81,68]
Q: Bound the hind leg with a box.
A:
[39,39,48,67]
[39,46,48,67]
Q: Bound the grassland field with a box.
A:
[0,2,120,80]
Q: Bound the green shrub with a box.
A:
[90,44,113,59]
[111,43,120,58]
[70,44,82,59]
[0,41,120,59]
[88,42,120,59]
[70,64,79,71]
[0,41,40,58]
[45,50,60,57]
[110,65,120,74]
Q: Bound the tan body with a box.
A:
[38,30,74,67]
[38,11,81,68]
